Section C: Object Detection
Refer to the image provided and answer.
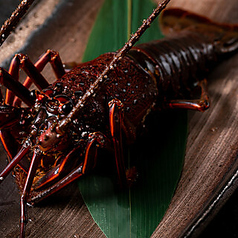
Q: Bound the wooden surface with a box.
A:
[0,0,237,237]
[152,1,238,237]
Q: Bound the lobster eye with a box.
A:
[59,101,73,114]
[29,90,40,101]
[54,95,73,114]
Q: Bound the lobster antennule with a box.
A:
[56,0,171,134]
[160,8,238,54]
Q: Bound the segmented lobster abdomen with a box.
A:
[128,32,217,101]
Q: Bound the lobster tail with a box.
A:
[160,8,238,54]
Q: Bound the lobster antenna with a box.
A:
[0,0,35,47]
[56,0,171,134]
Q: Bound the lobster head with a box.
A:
[12,88,91,192]
[31,89,73,151]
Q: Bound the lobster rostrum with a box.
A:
[0,0,238,237]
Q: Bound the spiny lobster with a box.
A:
[0,0,238,237]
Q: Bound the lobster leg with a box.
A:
[5,54,20,105]
[33,146,84,191]
[0,67,31,170]
[168,79,210,111]
[0,50,65,172]
[30,164,84,204]
[0,144,30,183]
[0,65,33,168]
[20,49,65,90]
[34,132,109,190]
[0,68,34,106]
[10,53,49,91]
[108,99,128,187]
[30,132,111,203]
[3,50,65,106]
[82,132,110,174]
[20,150,42,238]
[0,87,3,101]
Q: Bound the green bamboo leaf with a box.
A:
[82,0,163,62]
[79,0,187,237]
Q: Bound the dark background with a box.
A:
[201,190,238,238]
